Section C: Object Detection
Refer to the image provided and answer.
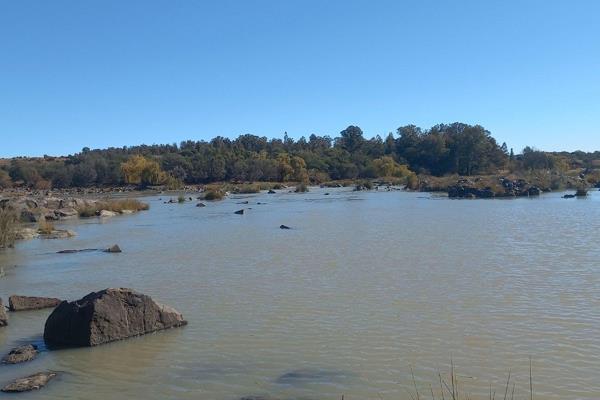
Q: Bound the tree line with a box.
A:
[1,122,598,189]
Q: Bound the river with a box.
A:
[1,187,599,399]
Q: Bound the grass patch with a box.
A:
[77,198,150,217]
[0,208,18,248]
[37,218,54,235]
[235,184,261,194]
[203,190,225,201]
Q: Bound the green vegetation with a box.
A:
[77,199,149,217]
[0,123,598,190]
[0,208,18,248]
[177,195,186,203]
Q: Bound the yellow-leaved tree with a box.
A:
[121,155,167,187]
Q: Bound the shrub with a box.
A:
[38,218,54,235]
[295,183,309,193]
[177,195,186,203]
[204,190,225,201]
[0,208,18,248]
[235,184,261,194]
[77,205,98,218]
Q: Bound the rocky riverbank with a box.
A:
[0,193,150,247]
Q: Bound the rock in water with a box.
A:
[9,296,62,311]
[44,288,187,347]
[2,344,38,364]
[104,244,122,253]
[0,298,7,327]
[1,372,57,393]
[279,225,291,230]
[234,209,244,215]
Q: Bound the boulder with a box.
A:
[2,344,38,364]
[44,288,187,347]
[99,210,118,217]
[234,209,244,215]
[1,372,57,393]
[0,299,7,327]
[9,296,62,312]
[104,244,122,253]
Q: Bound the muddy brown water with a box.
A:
[0,188,599,399]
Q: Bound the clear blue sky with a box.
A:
[1,0,599,157]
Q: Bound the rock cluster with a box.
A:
[448,178,542,199]
[0,196,97,223]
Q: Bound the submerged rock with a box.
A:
[2,344,38,364]
[196,202,206,207]
[275,368,355,385]
[0,298,7,327]
[104,244,122,253]
[268,190,276,194]
[44,288,187,347]
[9,296,62,312]
[1,372,57,393]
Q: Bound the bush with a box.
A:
[38,218,54,235]
[204,190,225,201]
[0,208,18,248]
[177,195,186,203]
[235,184,261,194]
[295,183,309,193]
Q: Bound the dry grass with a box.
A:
[37,218,54,235]
[203,190,225,201]
[234,184,261,194]
[0,208,18,248]
[77,198,150,217]
[407,359,534,400]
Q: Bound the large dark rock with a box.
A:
[44,288,187,347]
[0,298,7,327]
[9,296,61,312]
[2,344,38,364]
[1,372,57,393]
